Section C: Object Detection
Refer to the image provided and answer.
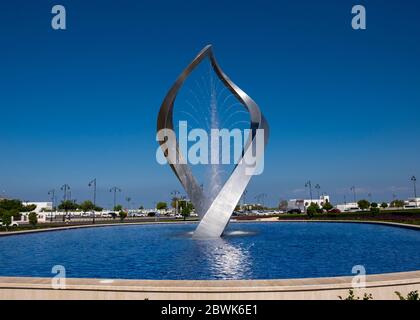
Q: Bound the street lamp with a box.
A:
[350,186,356,203]
[254,193,267,209]
[261,193,267,208]
[88,178,97,224]
[109,186,121,210]
[126,197,132,211]
[48,189,55,223]
[411,176,417,199]
[242,189,248,210]
[305,181,313,202]
[171,190,180,214]
[61,184,70,201]
[314,184,321,199]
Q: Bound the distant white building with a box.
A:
[19,201,53,223]
[288,195,330,211]
[22,201,53,214]
[336,202,360,212]
[404,198,420,208]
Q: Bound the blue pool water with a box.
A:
[0,222,419,280]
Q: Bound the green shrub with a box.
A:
[338,289,373,300]
[306,202,319,217]
[119,211,127,221]
[28,212,38,226]
[395,290,419,300]
[370,207,380,215]
[322,201,333,211]
[1,213,12,230]
[357,199,370,210]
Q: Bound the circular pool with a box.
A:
[0,222,419,280]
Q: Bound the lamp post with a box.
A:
[254,193,267,209]
[60,184,70,222]
[314,184,321,199]
[305,181,313,202]
[411,176,417,199]
[88,178,97,224]
[261,193,267,209]
[368,193,372,202]
[242,189,248,210]
[350,186,356,203]
[171,190,180,215]
[126,197,132,215]
[109,186,121,211]
[48,189,55,223]
[61,184,70,201]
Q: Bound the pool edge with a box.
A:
[0,270,419,300]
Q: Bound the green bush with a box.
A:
[119,211,127,221]
[338,289,373,300]
[156,202,167,210]
[370,207,380,215]
[1,213,12,229]
[28,212,38,226]
[390,200,405,208]
[322,201,333,211]
[357,199,370,210]
[181,205,191,221]
[395,290,419,300]
[306,203,319,217]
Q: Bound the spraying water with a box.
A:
[208,70,223,203]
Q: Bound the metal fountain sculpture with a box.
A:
[157,45,269,238]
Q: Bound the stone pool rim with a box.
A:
[1,270,419,300]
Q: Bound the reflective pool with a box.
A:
[0,222,419,280]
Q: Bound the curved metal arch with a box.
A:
[157,45,269,238]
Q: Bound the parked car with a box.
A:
[101,211,114,218]
[0,219,19,227]
[287,209,302,214]
[328,208,341,214]
[174,214,183,219]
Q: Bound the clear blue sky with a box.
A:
[0,0,419,208]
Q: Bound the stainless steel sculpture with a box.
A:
[157,45,269,238]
